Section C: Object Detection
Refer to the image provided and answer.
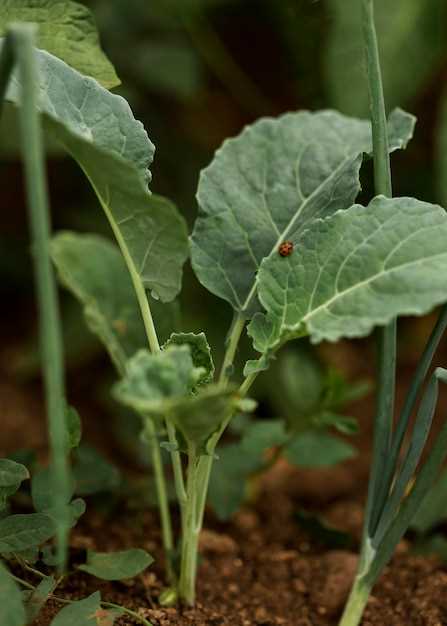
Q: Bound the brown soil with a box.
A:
[27,462,447,626]
[2,320,447,626]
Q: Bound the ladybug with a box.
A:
[278,240,294,257]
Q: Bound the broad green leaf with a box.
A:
[248,197,447,370]
[0,561,26,626]
[285,432,356,468]
[411,469,447,534]
[314,412,359,436]
[2,42,189,303]
[72,445,121,496]
[50,591,104,626]
[115,348,246,449]
[295,510,353,549]
[0,0,120,88]
[25,575,57,622]
[325,0,447,116]
[0,514,55,553]
[51,232,179,375]
[191,109,415,315]
[78,548,154,580]
[0,460,29,488]
[163,332,214,386]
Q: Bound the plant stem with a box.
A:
[11,24,70,574]
[178,447,200,605]
[219,313,246,385]
[360,0,396,541]
[0,34,14,117]
[102,204,182,579]
[144,418,175,583]
[339,576,371,626]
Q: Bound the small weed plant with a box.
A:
[1,1,447,624]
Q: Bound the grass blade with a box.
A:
[10,23,70,572]
[373,367,446,545]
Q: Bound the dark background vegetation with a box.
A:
[1,0,447,454]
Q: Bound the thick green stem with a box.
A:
[144,418,175,583]
[11,24,70,573]
[360,0,396,541]
[103,202,183,578]
[339,576,371,626]
[219,314,246,385]
[178,447,200,605]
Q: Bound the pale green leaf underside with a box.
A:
[163,332,215,386]
[0,0,120,88]
[78,548,154,581]
[249,197,447,363]
[191,108,415,315]
[325,0,447,116]
[0,562,26,626]
[51,232,178,375]
[1,41,188,302]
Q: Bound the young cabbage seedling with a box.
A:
[4,1,447,610]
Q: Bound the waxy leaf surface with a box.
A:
[191,109,415,315]
[78,548,154,581]
[248,197,447,370]
[2,42,188,303]
[51,232,178,374]
[0,0,120,88]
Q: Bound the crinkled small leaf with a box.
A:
[191,109,415,315]
[163,332,214,386]
[249,197,447,366]
[0,561,26,626]
[25,575,57,622]
[115,347,202,415]
[72,445,121,496]
[50,591,102,626]
[2,42,188,303]
[285,432,356,468]
[0,513,55,552]
[51,232,179,374]
[0,0,120,88]
[78,548,154,581]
